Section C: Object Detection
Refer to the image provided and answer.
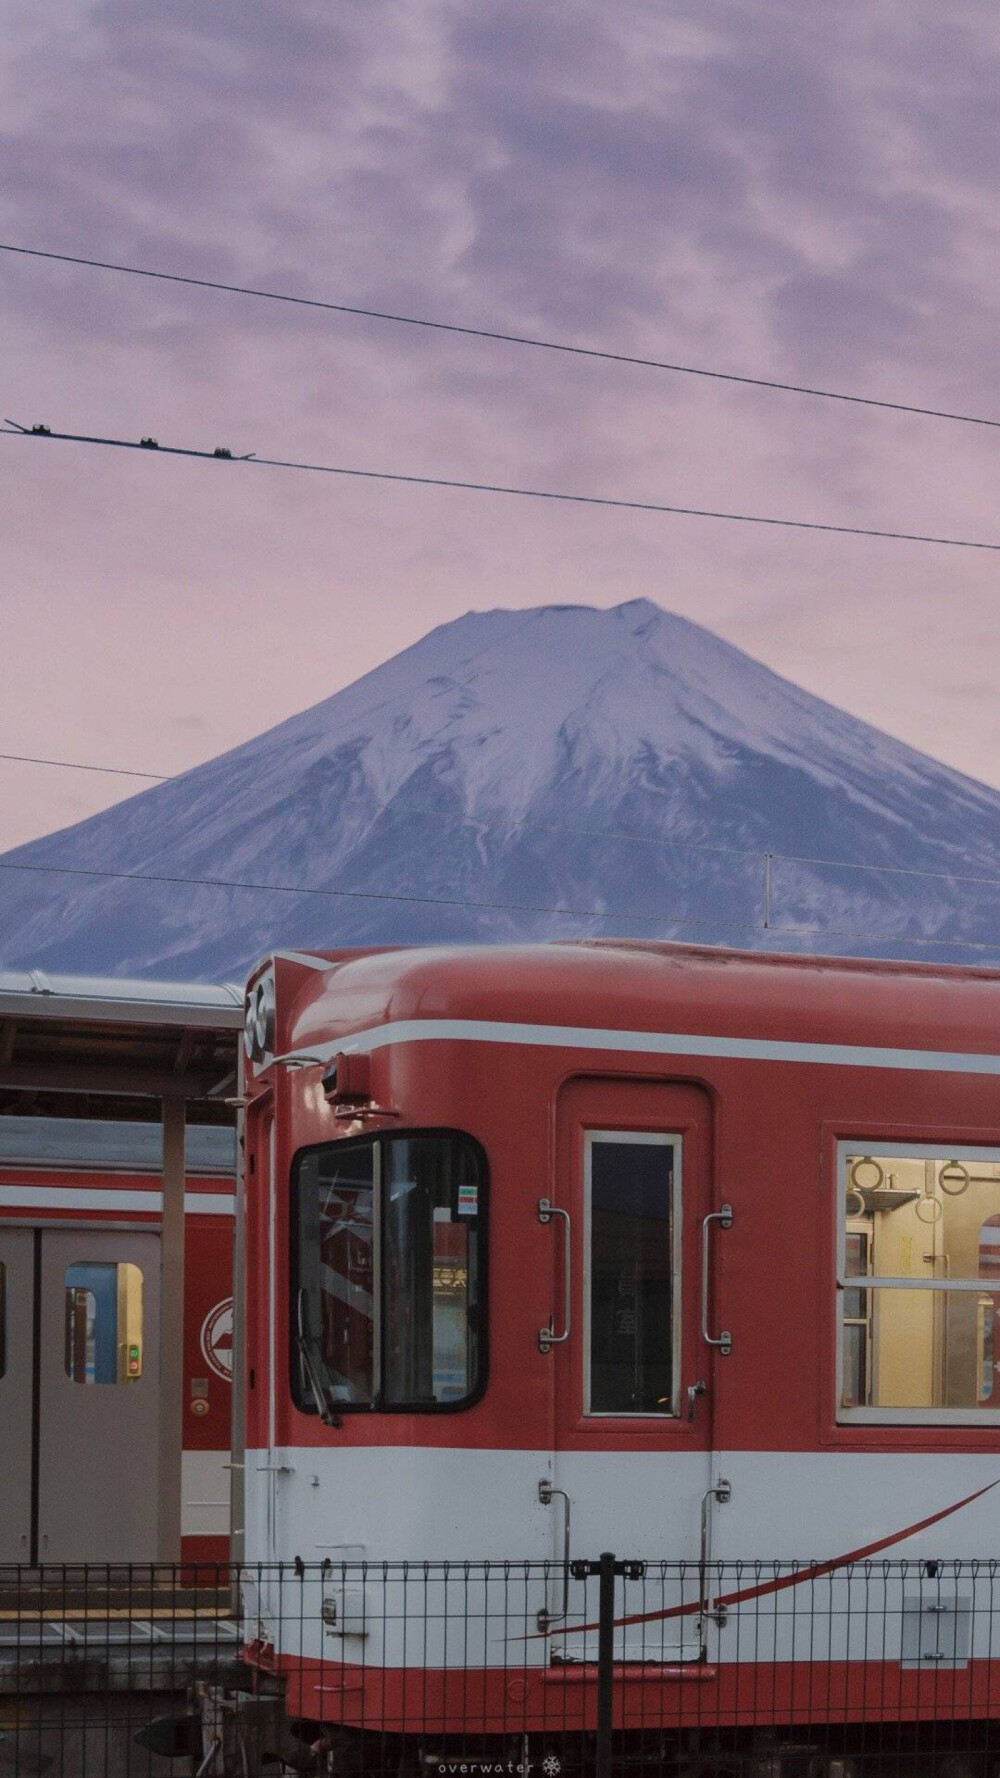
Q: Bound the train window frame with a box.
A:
[583,1130,682,1419]
[290,1128,488,1417]
[835,1139,1000,1426]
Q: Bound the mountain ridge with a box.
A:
[3,599,1000,979]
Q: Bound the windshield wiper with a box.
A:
[296,1288,343,1428]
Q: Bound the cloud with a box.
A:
[4,0,1000,855]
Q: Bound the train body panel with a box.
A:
[240,940,1000,1744]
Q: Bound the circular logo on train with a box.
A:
[200,1297,234,1383]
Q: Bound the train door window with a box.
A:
[64,1262,144,1385]
[584,1132,680,1416]
[837,1146,1000,1423]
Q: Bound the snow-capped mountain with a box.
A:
[4,598,1000,981]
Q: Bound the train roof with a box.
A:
[284,938,1000,1060]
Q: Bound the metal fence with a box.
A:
[3,1558,1000,1775]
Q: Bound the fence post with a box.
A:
[596,1551,616,1778]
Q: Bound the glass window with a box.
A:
[292,1133,485,1414]
[841,1228,870,1409]
[838,1149,1000,1420]
[64,1262,144,1384]
[382,1138,480,1406]
[294,1143,375,1407]
[586,1134,678,1416]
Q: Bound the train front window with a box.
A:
[382,1138,481,1406]
[838,1146,1000,1422]
[294,1143,375,1407]
[292,1132,485,1414]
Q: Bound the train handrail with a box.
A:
[537,1478,572,1631]
[537,1198,571,1353]
[700,1204,733,1355]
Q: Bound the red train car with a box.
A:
[0,1115,235,1564]
[237,940,1000,1771]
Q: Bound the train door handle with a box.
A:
[537,1479,571,1631]
[537,1199,571,1353]
[699,1477,732,1629]
[701,1205,734,1355]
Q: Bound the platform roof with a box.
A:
[0,970,244,1121]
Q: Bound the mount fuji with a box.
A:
[4,598,1000,982]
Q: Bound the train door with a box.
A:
[0,1229,34,1560]
[544,1078,718,1661]
[0,1225,161,1562]
[38,1227,161,1561]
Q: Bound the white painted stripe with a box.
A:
[0,1184,235,1215]
[244,1445,1000,1567]
[283,1017,1000,1078]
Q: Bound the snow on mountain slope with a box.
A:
[4,598,1000,981]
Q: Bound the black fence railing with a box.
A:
[3,1558,1000,1775]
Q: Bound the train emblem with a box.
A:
[199,1296,234,1382]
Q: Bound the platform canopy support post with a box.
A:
[158,1094,186,1563]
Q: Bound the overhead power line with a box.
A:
[9,741,1000,897]
[5,856,1000,958]
[0,751,167,780]
[5,421,1000,553]
[0,855,698,927]
[2,240,999,433]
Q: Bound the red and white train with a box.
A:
[238,939,1000,1768]
[0,1114,235,1565]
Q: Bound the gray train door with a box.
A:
[0,1225,161,1563]
[0,1229,34,1560]
[39,1228,161,1561]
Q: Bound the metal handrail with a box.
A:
[537,1198,571,1352]
[537,1479,571,1630]
[700,1204,733,1354]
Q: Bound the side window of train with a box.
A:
[585,1132,680,1416]
[292,1132,486,1414]
[838,1146,1000,1423]
[64,1262,144,1385]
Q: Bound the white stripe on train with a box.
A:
[282,1016,1000,1076]
[0,1184,234,1214]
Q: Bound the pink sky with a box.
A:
[4,0,1000,851]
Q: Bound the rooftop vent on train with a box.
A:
[322,1052,372,1105]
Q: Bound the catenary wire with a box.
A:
[0,751,167,779]
[3,240,999,433]
[0,609,554,794]
[0,856,729,928]
[5,856,1000,957]
[5,422,1000,553]
[8,744,1000,891]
